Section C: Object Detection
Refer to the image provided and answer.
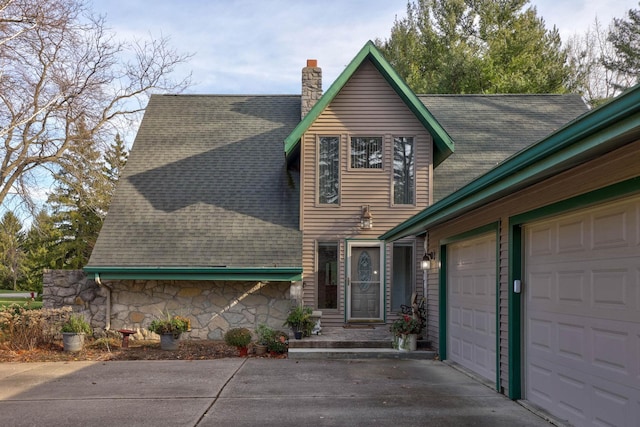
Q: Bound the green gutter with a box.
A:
[83,266,303,282]
[284,40,454,167]
[380,84,640,242]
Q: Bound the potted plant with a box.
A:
[255,323,275,355]
[148,313,190,350]
[283,305,313,339]
[390,314,421,351]
[267,330,289,355]
[224,327,252,357]
[61,313,92,352]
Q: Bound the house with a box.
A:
[381,81,640,425]
[83,41,587,341]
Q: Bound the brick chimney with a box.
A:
[301,59,322,119]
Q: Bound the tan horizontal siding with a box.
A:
[301,59,433,325]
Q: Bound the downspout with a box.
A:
[94,273,112,331]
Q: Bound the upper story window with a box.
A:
[351,137,383,169]
[393,136,415,205]
[318,136,340,204]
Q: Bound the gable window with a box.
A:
[393,136,414,205]
[351,137,383,169]
[317,242,338,309]
[318,136,340,204]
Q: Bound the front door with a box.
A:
[347,241,383,321]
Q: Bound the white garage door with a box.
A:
[524,195,640,427]
[448,232,497,383]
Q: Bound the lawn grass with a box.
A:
[0,299,43,309]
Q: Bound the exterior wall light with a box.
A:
[360,205,373,229]
[421,251,435,270]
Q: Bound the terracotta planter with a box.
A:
[238,346,248,357]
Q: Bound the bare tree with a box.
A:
[0,0,191,210]
[565,18,635,106]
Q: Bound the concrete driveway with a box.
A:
[0,359,553,427]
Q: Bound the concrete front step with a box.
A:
[288,339,431,350]
[288,348,437,360]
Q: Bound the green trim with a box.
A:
[284,40,454,166]
[380,84,640,243]
[438,244,447,360]
[495,224,501,393]
[507,221,523,400]
[83,266,303,282]
[506,177,640,400]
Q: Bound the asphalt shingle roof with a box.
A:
[87,95,302,268]
[88,92,588,269]
[420,94,588,201]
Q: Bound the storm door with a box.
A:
[346,241,383,321]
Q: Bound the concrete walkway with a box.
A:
[0,359,556,427]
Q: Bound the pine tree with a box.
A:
[377,0,573,94]
[606,6,640,91]
[0,211,25,290]
[47,132,127,269]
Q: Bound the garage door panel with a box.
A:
[525,195,640,426]
[448,232,497,383]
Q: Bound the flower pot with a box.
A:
[396,334,417,352]
[255,344,267,355]
[294,331,303,340]
[62,332,85,352]
[238,346,249,357]
[160,333,180,350]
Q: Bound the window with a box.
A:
[318,136,340,204]
[391,243,414,312]
[317,242,338,309]
[351,137,382,169]
[393,136,414,205]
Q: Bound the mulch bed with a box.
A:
[0,339,287,363]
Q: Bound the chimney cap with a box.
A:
[306,59,318,67]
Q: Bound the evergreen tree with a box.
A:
[21,210,63,292]
[47,133,127,269]
[0,211,25,290]
[377,0,573,94]
[606,5,640,91]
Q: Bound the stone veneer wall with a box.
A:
[43,270,293,340]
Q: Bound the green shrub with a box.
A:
[148,313,189,338]
[267,330,288,354]
[61,314,92,334]
[255,323,276,345]
[224,327,252,348]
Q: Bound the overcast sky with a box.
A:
[89,0,639,95]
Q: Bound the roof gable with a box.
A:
[284,40,454,166]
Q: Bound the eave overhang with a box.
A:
[284,40,454,167]
[380,85,640,243]
[83,266,303,282]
